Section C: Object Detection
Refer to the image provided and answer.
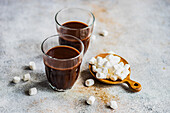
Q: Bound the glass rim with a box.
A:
[55,7,95,30]
[41,34,84,61]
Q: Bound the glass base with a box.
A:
[48,82,70,92]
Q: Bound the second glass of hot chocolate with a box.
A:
[55,8,95,54]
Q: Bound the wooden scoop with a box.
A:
[89,53,142,92]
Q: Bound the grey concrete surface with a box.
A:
[0,0,170,113]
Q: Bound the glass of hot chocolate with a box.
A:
[55,8,95,54]
[41,34,84,91]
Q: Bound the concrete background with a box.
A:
[0,0,170,113]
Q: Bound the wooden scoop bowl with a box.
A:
[89,53,142,92]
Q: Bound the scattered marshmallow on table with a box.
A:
[29,87,37,96]
[29,61,36,70]
[107,101,118,110]
[23,73,31,81]
[13,76,21,83]
[86,96,95,105]
[99,30,108,36]
[85,79,94,87]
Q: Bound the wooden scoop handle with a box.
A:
[124,78,142,92]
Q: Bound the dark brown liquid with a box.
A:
[44,46,81,90]
[58,21,91,53]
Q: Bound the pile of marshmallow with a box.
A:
[12,61,37,96]
[89,52,130,81]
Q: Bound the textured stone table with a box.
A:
[0,0,170,113]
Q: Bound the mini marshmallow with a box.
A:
[119,74,127,80]
[92,65,97,72]
[113,64,120,70]
[96,68,102,73]
[119,69,129,80]
[108,66,116,74]
[103,61,112,68]
[102,58,108,64]
[106,74,111,79]
[102,67,108,74]
[99,30,108,36]
[110,75,118,81]
[115,67,124,76]
[124,64,130,70]
[96,56,104,67]
[91,35,96,40]
[108,51,115,55]
[119,62,124,67]
[13,76,21,83]
[87,96,95,105]
[112,56,121,64]
[96,72,107,79]
[23,73,31,81]
[107,101,118,109]
[89,57,97,65]
[29,87,37,96]
[122,69,130,76]
[106,55,114,61]
[96,56,103,63]
[85,79,95,87]
[29,61,36,70]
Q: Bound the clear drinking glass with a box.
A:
[55,8,95,54]
[41,34,84,91]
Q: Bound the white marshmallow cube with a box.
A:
[89,57,97,65]
[108,66,116,74]
[106,74,111,79]
[29,61,36,70]
[29,87,37,96]
[110,75,118,81]
[124,64,130,70]
[87,96,95,105]
[112,56,121,64]
[119,62,124,67]
[13,76,21,83]
[99,30,108,36]
[96,72,107,79]
[102,67,108,74]
[119,74,127,80]
[96,68,102,73]
[85,79,95,87]
[102,58,108,64]
[96,57,104,67]
[113,64,120,70]
[92,65,97,72]
[106,55,114,61]
[103,61,112,68]
[115,67,124,75]
[107,101,118,109]
[23,73,31,81]
[119,69,129,80]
